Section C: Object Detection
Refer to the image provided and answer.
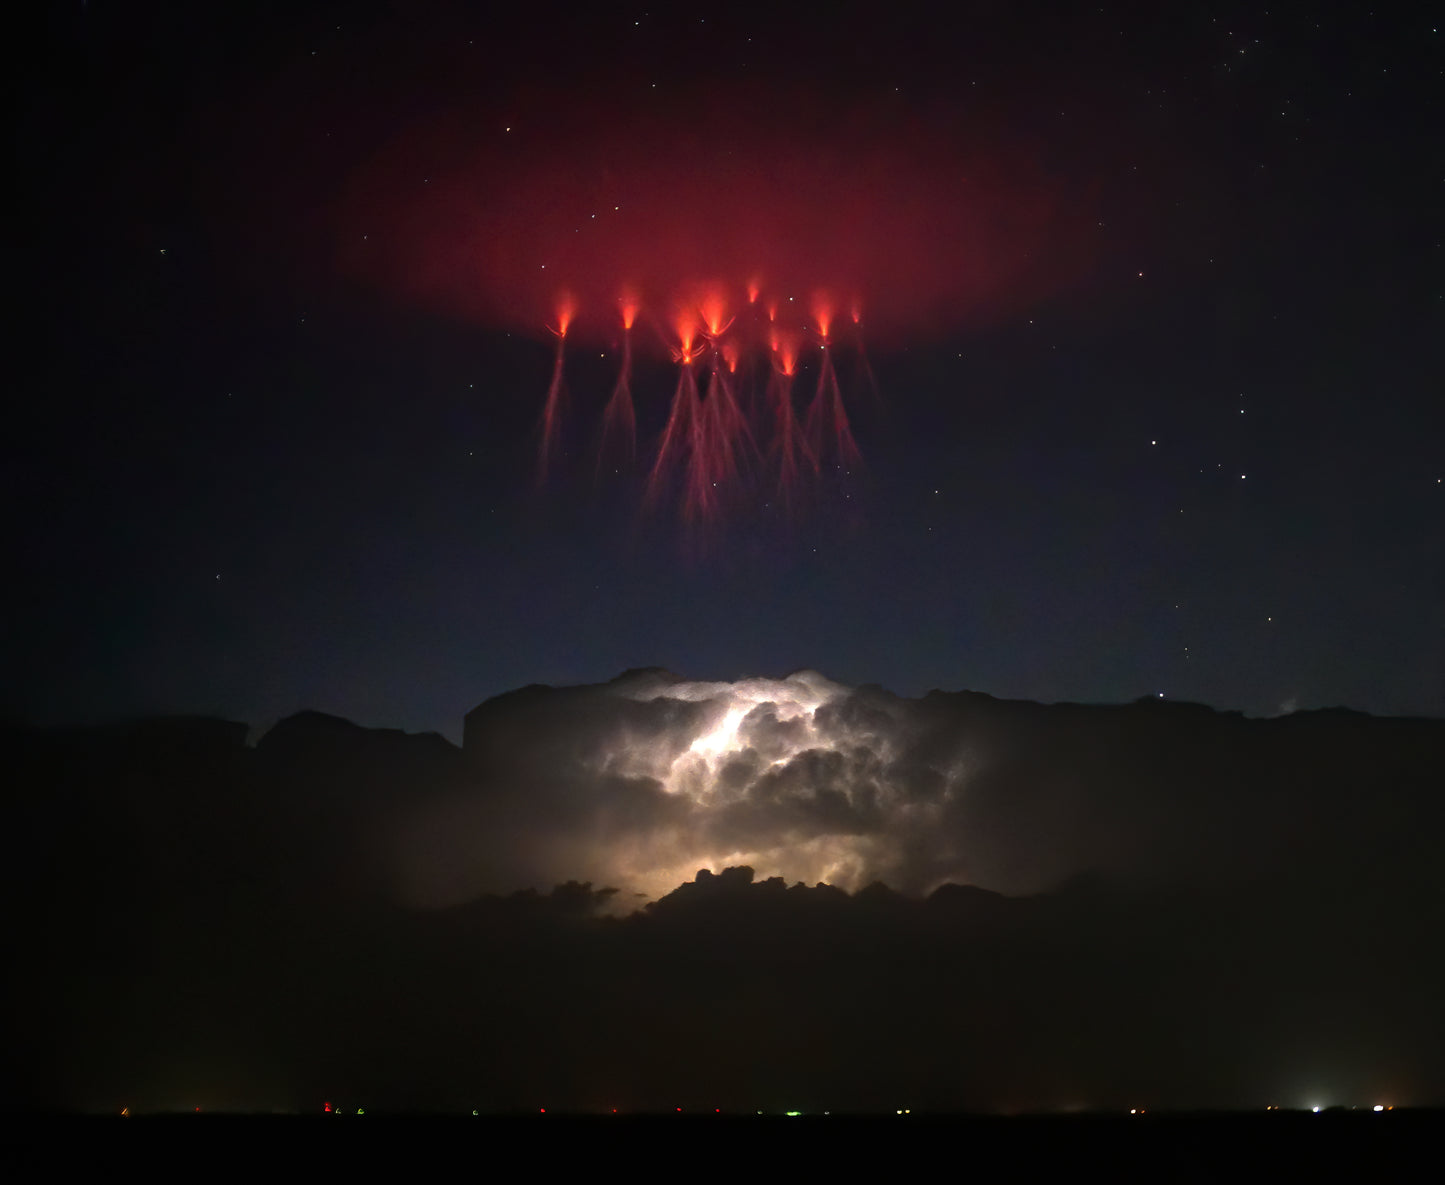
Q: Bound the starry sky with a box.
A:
[9,0,1442,739]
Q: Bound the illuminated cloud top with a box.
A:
[402,671,1443,910]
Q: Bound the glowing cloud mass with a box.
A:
[398,670,1442,911]
[587,670,889,899]
[420,669,931,906]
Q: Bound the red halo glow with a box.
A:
[336,85,1096,349]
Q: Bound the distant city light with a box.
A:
[1374,1105,1384,1112]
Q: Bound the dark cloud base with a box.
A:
[7,675,1442,1114]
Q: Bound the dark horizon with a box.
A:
[9,663,1441,755]
[11,673,1443,1114]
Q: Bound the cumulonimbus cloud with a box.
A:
[395,670,1444,909]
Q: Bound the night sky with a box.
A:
[7,2,1445,1119]
[10,0,1441,738]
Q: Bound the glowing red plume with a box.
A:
[811,291,835,341]
[552,292,575,337]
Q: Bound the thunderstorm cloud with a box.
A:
[11,673,1443,1112]
[394,669,1441,907]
